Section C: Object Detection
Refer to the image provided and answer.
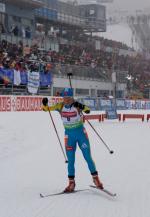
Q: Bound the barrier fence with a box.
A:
[1,95,150,123]
[0,95,62,112]
[79,98,150,110]
[1,95,150,111]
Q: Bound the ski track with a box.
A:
[0,111,150,217]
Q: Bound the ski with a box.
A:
[90,185,116,197]
[40,187,116,198]
[40,189,87,198]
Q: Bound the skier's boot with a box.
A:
[64,178,76,193]
[92,174,104,189]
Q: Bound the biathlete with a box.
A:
[42,87,103,192]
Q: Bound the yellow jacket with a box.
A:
[42,101,90,129]
[42,102,90,113]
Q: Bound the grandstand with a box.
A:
[0,0,150,99]
[129,14,150,53]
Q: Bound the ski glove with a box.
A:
[42,97,48,106]
[42,105,49,112]
[83,106,90,114]
[73,101,90,114]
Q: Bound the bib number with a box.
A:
[67,117,70,121]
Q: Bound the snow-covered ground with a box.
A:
[0,110,150,217]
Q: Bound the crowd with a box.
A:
[0,40,52,74]
[0,39,150,92]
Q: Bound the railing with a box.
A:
[53,64,127,83]
[53,64,111,82]
[0,83,51,96]
[0,63,127,95]
[0,33,59,51]
[0,34,32,47]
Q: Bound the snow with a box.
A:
[0,110,150,217]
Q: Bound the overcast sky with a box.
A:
[77,0,150,12]
[108,0,150,11]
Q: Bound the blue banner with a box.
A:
[82,98,96,110]
[20,71,28,84]
[81,98,150,111]
[125,100,136,109]
[135,101,143,109]
[40,72,52,87]
[106,109,118,119]
[35,8,57,21]
[116,99,126,110]
[145,101,150,109]
[99,99,112,110]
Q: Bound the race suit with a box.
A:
[43,102,97,178]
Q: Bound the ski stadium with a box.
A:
[0,0,150,217]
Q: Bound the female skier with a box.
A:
[42,87,103,192]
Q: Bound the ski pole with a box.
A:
[84,116,114,154]
[48,110,68,163]
[67,72,73,89]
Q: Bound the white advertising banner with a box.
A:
[0,96,62,112]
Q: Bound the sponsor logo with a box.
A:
[81,143,88,149]
[61,111,77,118]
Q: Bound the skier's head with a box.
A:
[61,88,74,105]
[61,88,73,97]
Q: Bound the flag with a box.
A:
[40,72,52,86]
[28,71,40,94]
[13,69,21,86]
[0,68,13,85]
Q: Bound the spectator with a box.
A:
[25,26,31,39]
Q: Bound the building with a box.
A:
[0,0,127,98]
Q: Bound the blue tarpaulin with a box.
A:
[40,72,52,86]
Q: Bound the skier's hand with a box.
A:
[73,101,84,110]
[42,97,48,106]
[83,106,90,114]
[73,101,90,114]
[42,105,49,112]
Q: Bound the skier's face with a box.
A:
[63,97,74,105]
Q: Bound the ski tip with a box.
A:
[103,189,117,197]
[89,185,117,197]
